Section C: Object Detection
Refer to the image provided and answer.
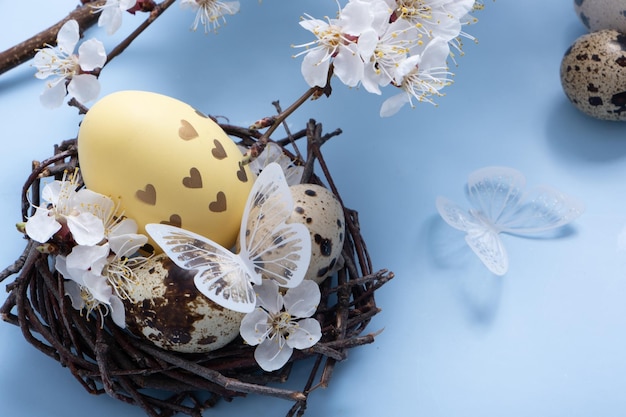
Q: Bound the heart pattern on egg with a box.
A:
[211,139,228,159]
[136,184,157,205]
[237,161,249,183]
[183,167,203,189]
[209,192,227,212]
[160,214,182,227]
[178,119,199,140]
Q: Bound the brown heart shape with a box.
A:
[209,191,227,212]
[237,161,248,183]
[183,167,203,188]
[211,139,227,159]
[136,184,157,205]
[179,119,199,140]
[160,214,182,227]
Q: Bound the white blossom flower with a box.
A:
[57,244,125,328]
[180,0,240,34]
[33,19,106,108]
[56,216,148,329]
[294,0,387,89]
[24,171,106,246]
[360,19,415,95]
[93,0,137,35]
[240,279,322,372]
[380,36,451,117]
[391,0,475,44]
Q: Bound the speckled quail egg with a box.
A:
[574,0,626,32]
[560,29,626,121]
[289,184,345,284]
[123,254,244,353]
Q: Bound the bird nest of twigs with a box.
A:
[0,118,393,417]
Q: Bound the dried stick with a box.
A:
[0,1,103,76]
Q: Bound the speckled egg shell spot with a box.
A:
[123,254,244,353]
[574,0,626,32]
[289,184,345,284]
[560,30,626,121]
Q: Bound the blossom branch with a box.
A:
[0,1,103,76]
[242,85,321,164]
[103,0,175,68]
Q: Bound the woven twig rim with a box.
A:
[0,119,393,417]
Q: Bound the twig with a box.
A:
[0,1,103,76]
[103,0,176,68]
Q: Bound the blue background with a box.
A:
[2,1,626,416]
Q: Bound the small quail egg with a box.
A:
[289,184,345,284]
[574,0,626,32]
[560,29,626,121]
[123,254,244,353]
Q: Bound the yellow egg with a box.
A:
[78,91,253,248]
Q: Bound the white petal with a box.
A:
[240,308,271,345]
[99,7,123,35]
[110,218,139,236]
[333,46,364,87]
[67,74,101,104]
[396,54,421,79]
[255,279,283,314]
[283,280,320,318]
[109,295,126,328]
[362,64,383,95]
[357,29,378,60]
[78,39,107,70]
[254,337,293,372]
[66,244,110,272]
[108,233,147,257]
[24,208,61,243]
[301,48,331,88]
[40,79,68,108]
[64,280,86,310]
[55,256,70,281]
[74,188,114,218]
[286,318,321,350]
[380,92,410,117]
[42,181,63,205]
[56,19,79,55]
[420,37,450,72]
[67,212,105,246]
[83,272,113,303]
[299,17,328,33]
[340,0,374,35]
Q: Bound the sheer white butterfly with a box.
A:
[145,162,311,313]
[435,166,584,276]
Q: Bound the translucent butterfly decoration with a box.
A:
[435,166,584,276]
[145,162,311,313]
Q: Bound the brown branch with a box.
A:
[103,0,177,68]
[0,1,104,76]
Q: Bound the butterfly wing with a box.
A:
[436,196,480,232]
[497,185,585,235]
[464,226,509,276]
[239,162,311,288]
[436,196,509,275]
[145,223,256,313]
[466,166,527,229]
[466,167,584,235]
